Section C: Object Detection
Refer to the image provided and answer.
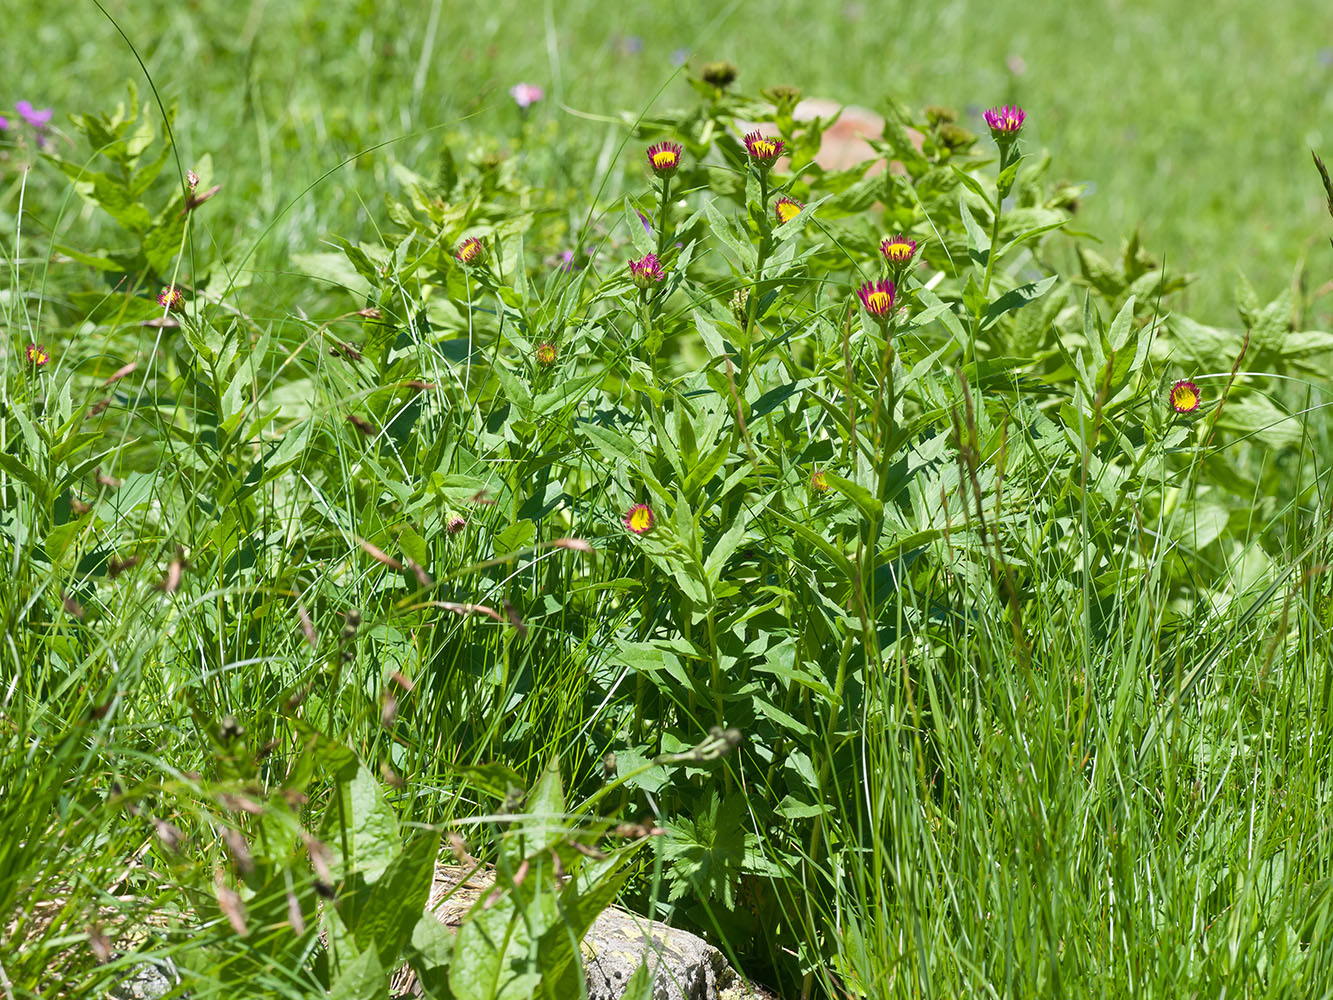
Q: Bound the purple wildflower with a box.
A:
[983,104,1026,139]
[857,279,896,320]
[629,253,665,288]
[15,101,52,129]
[743,130,785,166]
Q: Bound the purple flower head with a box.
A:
[857,279,896,320]
[559,249,578,272]
[509,83,544,109]
[455,236,486,266]
[15,101,52,129]
[743,130,785,166]
[637,211,653,234]
[671,48,690,67]
[983,104,1026,139]
[629,253,665,288]
[879,234,918,267]
[646,141,683,178]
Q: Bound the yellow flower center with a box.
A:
[1172,385,1198,410]
[776,201,802,224]
[811,471,829,492]
[883,243,912,261]
[629,508,651,531]
[751,139,777,159]
[866,291,891,313]
[651,150,678,170]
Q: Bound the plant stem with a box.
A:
[981,145,1011,299]
[741,169,772,383]
[655,175,672,260]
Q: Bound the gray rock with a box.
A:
[104,960,179,999]
[581,902,767,1000]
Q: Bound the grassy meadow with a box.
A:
[5,1,1333,998]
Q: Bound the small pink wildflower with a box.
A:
[509,83,544,109]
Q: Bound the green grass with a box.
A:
[4,2,1333,998]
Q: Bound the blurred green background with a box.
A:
[5,0,1332,324]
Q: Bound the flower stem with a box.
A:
[981,145,1011,299]
[741,170,772,381]
[655,175,672,260]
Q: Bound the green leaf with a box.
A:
[950,164,992,205]
[980,275,1059,330]
[398,526,430,570]
[578,420,641,466]
[915,286,968,343]
[998,216,1068,257]
[493,519,536,556]
[538,857,632,998]
[625,195,654,257]
[328,944,387,1000]
[824,472,883,523]
[490,360,533,417]
[958,196,992,265]
[523,758,567,853]
[660,791,747,907]
[704,510,752,586]
[347,832,441,967]
[1250,285,1294,353]
[704,200,758,270]
[773,193,829,242]
[408,914,456,998]
[750,380,809,420]
[450,877,553,1000]
[323,764,400,883]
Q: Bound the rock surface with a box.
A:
[105,960,178,999]
[580,900,765,1000]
